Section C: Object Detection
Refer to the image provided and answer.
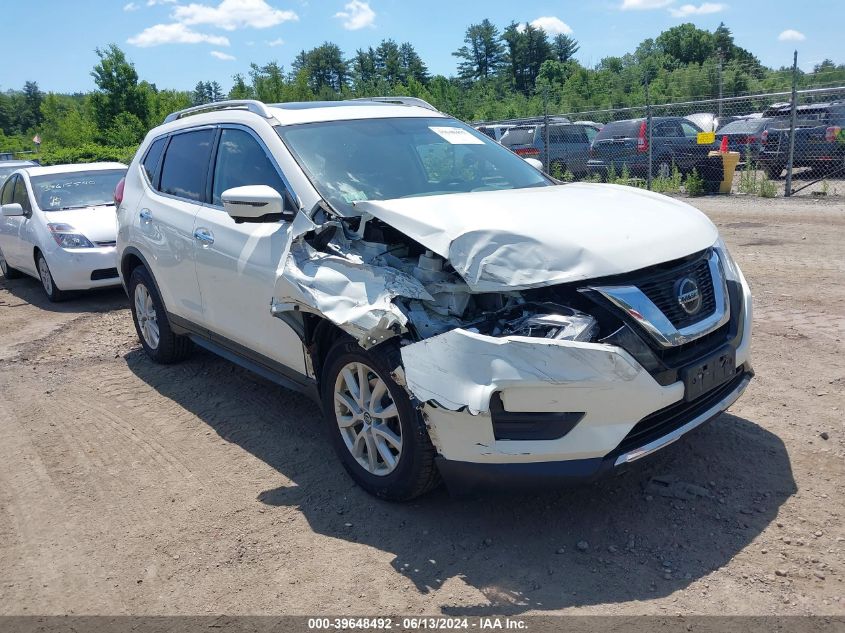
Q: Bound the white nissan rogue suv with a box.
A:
[116,98,753,500]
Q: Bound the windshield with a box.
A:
[30,169,126,211]
[276,117,549,214]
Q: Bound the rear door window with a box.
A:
[211,128,287,207]
[159,129,215,202]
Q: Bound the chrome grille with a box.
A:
[637,254,716,329]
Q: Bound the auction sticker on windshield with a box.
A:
[429,126,484,144]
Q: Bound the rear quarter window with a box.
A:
[142,137,167,185]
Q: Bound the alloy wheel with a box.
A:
[38,256,53,295]
[134,283,160,350]
[333,361,403,476]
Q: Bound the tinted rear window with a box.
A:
[159,129,215,202]
[718,119,770,134]
[595,120,643,140]
[501,127,536,145]
[142,137,167,184]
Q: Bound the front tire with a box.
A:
[321,340,440,501]
[763,162,784,179]
[128,266,192,364]
[0,247,23,279]
[36,251,67,302]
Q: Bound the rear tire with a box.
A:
[320,339,440,501]
[36,251,68,302]
[128,266,192,364]
[0,247,23,279]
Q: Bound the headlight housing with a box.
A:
[48,223,95,249]
[714,237,741,282]
[508,311,598,342]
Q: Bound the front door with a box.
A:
[193,126,306,374]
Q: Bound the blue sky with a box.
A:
[5,0,841,93]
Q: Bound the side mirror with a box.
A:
[524,157,544,171]
[222,185,287,223]
[1,203,24,217]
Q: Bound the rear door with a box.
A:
[193,125,306,373]
[679,120,707,168]
[136,128,213,323]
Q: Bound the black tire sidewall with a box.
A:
[128,266,187,364]
[36,252,64,302]
[320,340,432,500]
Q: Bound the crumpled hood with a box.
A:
[354,183,719,291]
[43,205,117,244]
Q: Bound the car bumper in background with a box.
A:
[45,246,120,290]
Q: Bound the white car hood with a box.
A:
[43,205,117,244]
[354,183,719,291]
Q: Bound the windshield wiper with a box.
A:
[55,202,115,211]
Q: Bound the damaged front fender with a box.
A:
[272,238,433,349]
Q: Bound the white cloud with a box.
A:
[123,2,139,11]
[334,0,375,30]
[778,29,806,42]
[210,50,236,60]
[529,16,573,36]
[620,0,674,9]
[267,38,285,46]
[172,0,298,31]
[669,3,726,17]
[128,23,231,47]
[147,0,177,5]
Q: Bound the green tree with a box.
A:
[551,34,579,63]
[90,44,148,137]
[229,74,254,99]
[453,19,505,82]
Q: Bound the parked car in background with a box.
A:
[715,117,775,163]
[0,160,38,187]
[474,124,514,143]
[587,116,709,179]
[500,122,600,176]
[116,98,752,500]
[0,162,127,300]
[758,101,845,178]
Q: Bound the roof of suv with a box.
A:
[158,99,447,134]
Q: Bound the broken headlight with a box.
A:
[509,311,598,342]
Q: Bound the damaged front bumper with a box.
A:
[400,274,754,493]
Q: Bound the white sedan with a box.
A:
[0,162,127,301]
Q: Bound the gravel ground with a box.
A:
[0,195,843,616]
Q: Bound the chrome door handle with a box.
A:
[139,208,152,222]
[193,228,214,245]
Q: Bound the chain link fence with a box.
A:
[477,84,845,198]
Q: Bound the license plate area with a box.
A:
[681,346,736,402]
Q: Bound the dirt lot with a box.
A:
[0,195,843,616]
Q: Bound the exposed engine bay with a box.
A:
[274,207,600,350]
